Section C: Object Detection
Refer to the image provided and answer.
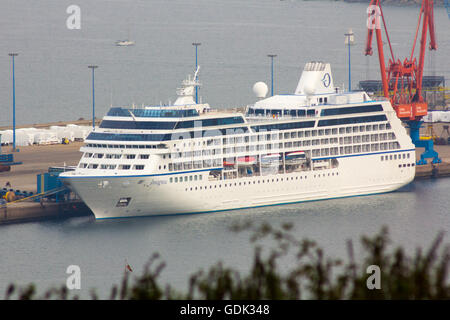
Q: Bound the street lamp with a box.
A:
[192,42,201,104]
[88,65,98,131]
[8,53,18,152]
[344,29,355,91]
[267,54,277,96]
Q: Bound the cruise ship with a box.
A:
[59,62,416,219]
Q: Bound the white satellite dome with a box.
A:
[252,82,268,98]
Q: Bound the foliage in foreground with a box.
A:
[3,223,449,300]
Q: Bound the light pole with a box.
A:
[345,29,355,91]
[8,53,18,152]
[267,54,277,96]
[88,65,98,131]
[192,42,201,104]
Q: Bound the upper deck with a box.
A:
[84,61,394,145]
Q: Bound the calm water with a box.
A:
[0,0,449,298]
[0,178,449,298]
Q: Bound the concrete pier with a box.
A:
[0,141,94,224]
[0,200,92,225]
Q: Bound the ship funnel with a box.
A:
[295,61,334,95]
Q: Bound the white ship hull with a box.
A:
[61,150,415,219]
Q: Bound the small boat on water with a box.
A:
[115,40,135,46]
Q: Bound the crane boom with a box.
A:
[364,0,436,120]
[364,0,441,164]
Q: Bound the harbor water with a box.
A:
[0,178,449,298]
[0,0,449,298]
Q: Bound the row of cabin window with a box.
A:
[180,139,221,147]
[84,153,150,159]
[221,137,398,155]
[166,142,401,172]
[249,104,384,118]
[337,142,400,155]
[170,132,396,158]
[85,131,395,161]
[398,163,415,168]
[247,108,316,117]
[99,116,244,130]
[171,149,222,159]
[184,172,341,191]
[106,107,199,118]
[85,143,163,149]
[381,153,411,161]
[222,123,392,145]
[169,175,203,183]
[223,131,395,150]
[169,159,222,171]
[84,144,402,172]
[84,123,392,151]
[341,132,396,144]
[79,163,145,170]
[315,142,401,156]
